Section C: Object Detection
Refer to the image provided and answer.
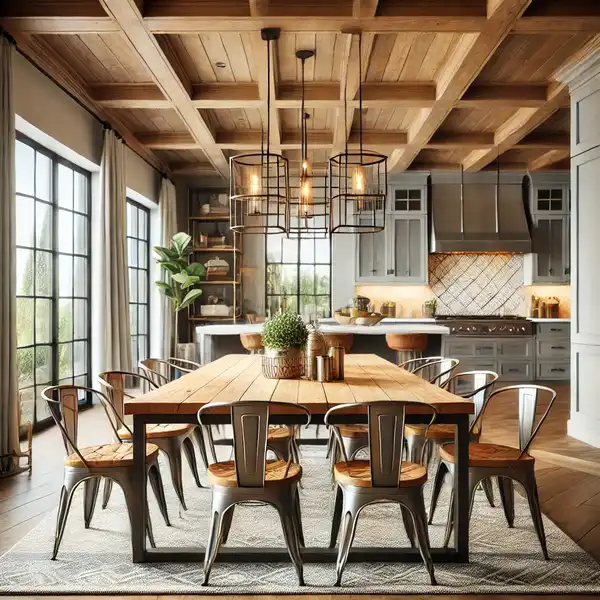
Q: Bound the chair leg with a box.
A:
[164,443,187,511]
[405,434,426,464]
[148,464,171,526]
[334,501,360,587]
[52,483,77,560]
[202,502,228,585]
[326,428,334,459]
[442,486,455,548]
[428,459,449,524]
[192,426,210,469]
[405,495,436,585]
[329,484,343,548]
[481,477,495,508]
[101,477,113,509]
[182,436,203,488]
[83,477,101,529]
[274,496,305,586]
[293,486,305,547]
[522,471,549,560]
[497,476,515,528]
[400,505,416,548]
[221,505,235,545]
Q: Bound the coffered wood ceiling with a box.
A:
[3,0,600,178]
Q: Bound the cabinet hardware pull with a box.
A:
[550,368,566,372]
[550,328,562,332]
[550,346,566,350]
[508,368,520,372]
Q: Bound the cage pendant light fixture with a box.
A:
[229,28,289,234]
[329,33,387,234]
[288,50,330,239]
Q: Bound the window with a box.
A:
[266,235,331,319]
[393,188,422,212]
[15,135,91,429]
[127,200,150,365]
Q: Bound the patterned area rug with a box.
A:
[1,443,600,595]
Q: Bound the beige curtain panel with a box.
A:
[0,33,20,474]
[97,129,132,372]
[159,177,178,359]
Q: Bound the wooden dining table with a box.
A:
[125,353,474,565]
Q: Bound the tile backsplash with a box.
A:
[429,254,524,315]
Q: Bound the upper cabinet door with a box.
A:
[533,186,568,214]
[356,219,387,281]
[388,215,428,283]
[532,215,569,283]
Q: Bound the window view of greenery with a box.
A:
[15,137,91,428]
[266,233,331,320]
[127,200,150,365]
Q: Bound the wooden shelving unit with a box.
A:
[188,189,243,329]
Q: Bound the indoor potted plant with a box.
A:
[154,232,206,357]
[261,312,308,379]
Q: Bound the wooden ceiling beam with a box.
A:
[457,83,549,107]
[137,132,200,149]
[514,132,570,149]
[90,83,172,109]
[427,132,495,148]
[277,82,340,108]
[169,161,219,176]
[191,83,262,108]
[98,0,229,178]
[514,17,600,34]
[388,0,533,173]
[528,149,571,171]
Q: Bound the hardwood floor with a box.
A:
[1,384,599,600]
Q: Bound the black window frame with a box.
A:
[15,133,92,432]
[126,199,151,365]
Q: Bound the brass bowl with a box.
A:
[334,312,352,325]
[353,314,384,326]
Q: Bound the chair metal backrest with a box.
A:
[97,370,158,423]
[325,400,437,488]
[472,384,557,456]
[139,359,171,387]
[444,370,499,431]
[42,385,128,467]
[198,401,311,487]
[399,356,460,387]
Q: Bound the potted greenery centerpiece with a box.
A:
[154,232,206,356]
[261,312,308,379]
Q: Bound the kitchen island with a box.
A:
[195,322,450,364]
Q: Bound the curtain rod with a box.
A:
[13,43,173,184]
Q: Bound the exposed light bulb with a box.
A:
[299,161,313,219]
[248,171,262,215]
[352,166,366,211]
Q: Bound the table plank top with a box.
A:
[125,354,474,416]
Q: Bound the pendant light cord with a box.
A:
[344,47,348,157]
[266,35,271,157]
[358,33,363,157]
[301,57,306,165]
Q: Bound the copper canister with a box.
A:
[329,346,345,380]
[316,355,331,382]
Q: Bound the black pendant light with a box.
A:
[287,50,329,239]
[229,28,289,234]
[329,33,387,234]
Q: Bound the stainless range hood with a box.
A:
[430,168,532,254]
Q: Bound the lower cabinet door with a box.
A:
[537,361,570,380]
[499,361,534,381]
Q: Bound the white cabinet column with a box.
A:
[557,50,600,447]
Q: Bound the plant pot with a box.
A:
[262,347,305,379]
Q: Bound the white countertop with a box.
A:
[527,318,570,323]
[319,317,437,324]
[196,323,450,336]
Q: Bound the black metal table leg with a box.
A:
[132,414,147,562]
[454,413,470,561]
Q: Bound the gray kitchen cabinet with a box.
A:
[357,223,387,280]
[535,321,570,381]
[388,216,427,282]
[524,175,570,285]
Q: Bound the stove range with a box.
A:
[435,315,533,336]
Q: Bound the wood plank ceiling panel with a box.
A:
[439,107,519,133]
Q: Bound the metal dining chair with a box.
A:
[42,385,169,559]
[139,358,217,466]
[437,384,557,558]
[326,400,438,586]
[399,356,460,387]
[327,357,460,467]
[98,371,202,511]
[197,400,310,586]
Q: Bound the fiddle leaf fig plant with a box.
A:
[154,232,206,346]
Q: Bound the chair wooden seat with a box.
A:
[339,424,368,438]
[333,459,427,488]
[439,442,535,468]
[118,423,195,440]
[64,443,159,468]
[268,425,292,440]
[405,423,456,440]
[207,459,302,487]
